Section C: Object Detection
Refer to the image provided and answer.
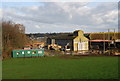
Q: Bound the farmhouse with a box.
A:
[47,30,89,51]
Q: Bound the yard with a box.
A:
[2,55,119,79]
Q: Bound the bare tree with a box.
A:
[2,21,30,58]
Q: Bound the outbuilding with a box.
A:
[12,49,44,58]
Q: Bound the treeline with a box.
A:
[26,33,72,38]
[2,21,30,58]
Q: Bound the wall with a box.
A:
[73,30,89,51]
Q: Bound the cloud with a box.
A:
[2,2,118,33]
[0,8,2,19]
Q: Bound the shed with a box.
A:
[12,49,44,58]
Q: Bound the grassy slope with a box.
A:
[2,56,118,79]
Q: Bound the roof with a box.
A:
[33,43,44,44]
[89,40,113,42]
[74,30,84,33]
[25,45,31,46]
[13,49,43,51]
[48,35,76,40]
[47,30,89,40]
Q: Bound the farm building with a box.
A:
[47,30,89,52]
[89,40,113,51]
[88,32,120,52]
[89,32,120,40]
[115,39,120,48]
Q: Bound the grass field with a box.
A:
[2,55,119,79]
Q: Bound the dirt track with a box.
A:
[59,54,120,59]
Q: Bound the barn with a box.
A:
[47,30,89,52]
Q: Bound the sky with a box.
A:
[1,0,119,33]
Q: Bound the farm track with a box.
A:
[2,54,119,60]
[59,54,119,59]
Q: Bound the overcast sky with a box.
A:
[1,1,119,33]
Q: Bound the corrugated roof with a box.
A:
[48,35,76,40]
[89,40,113,42]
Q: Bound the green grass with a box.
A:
[2,56,119,79]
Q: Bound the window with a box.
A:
[16,52,20,55]
[52,39,55,44]
[38,51,42,54]
[32,51,36,54]
[67,46,70,49]
[27,51,30,54]
[22,51,24,54]
[80,39,81,42]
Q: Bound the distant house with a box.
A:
[47,30,89,51]
[15,24,25,33]
[26,34,48,48]
[23,45,31,49]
